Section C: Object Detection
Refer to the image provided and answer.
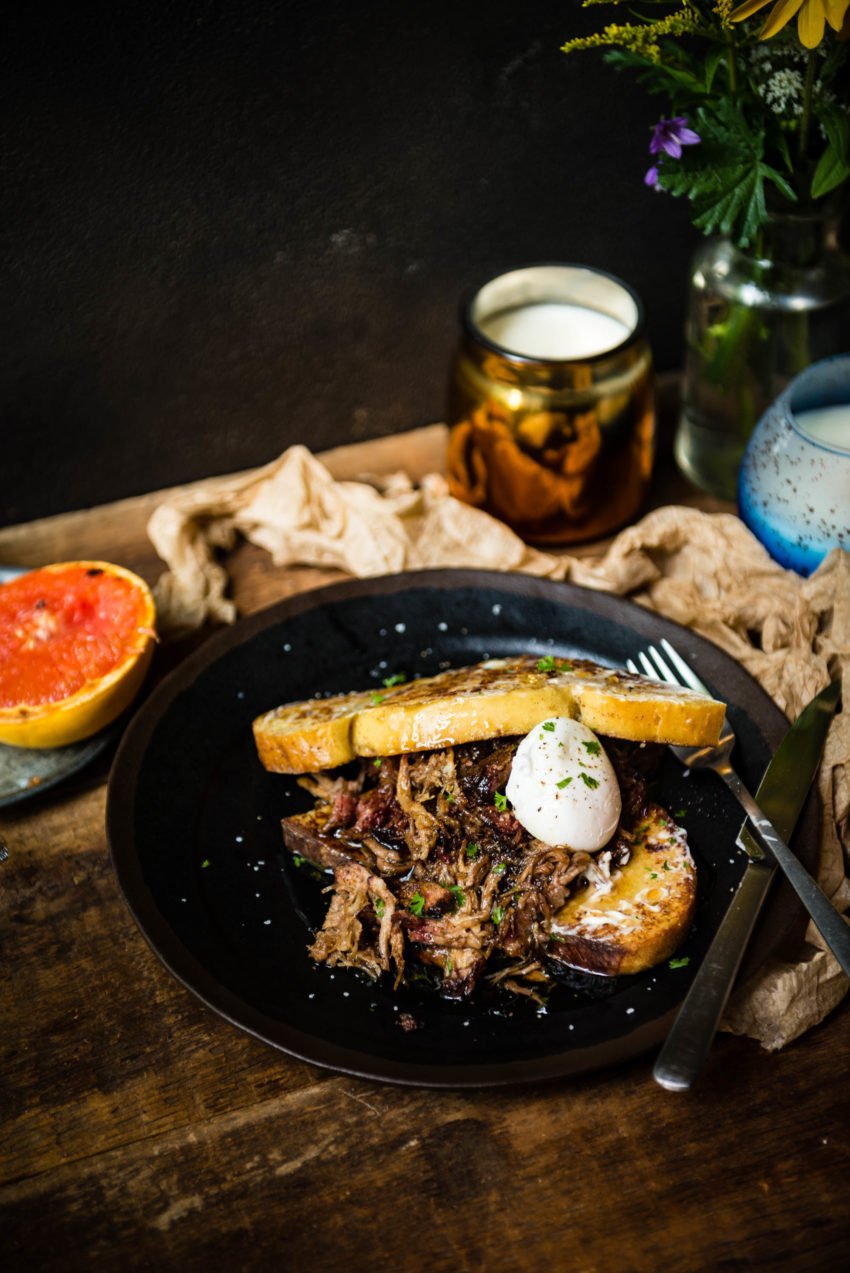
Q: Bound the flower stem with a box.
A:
[797,51,816,165]
[726,43,737,96]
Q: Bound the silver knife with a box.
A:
[653,679,841,1091]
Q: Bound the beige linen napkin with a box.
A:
[148,444,850,1050]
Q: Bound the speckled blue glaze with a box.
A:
[738,355,850,576]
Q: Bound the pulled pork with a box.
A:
[284,737,651,999]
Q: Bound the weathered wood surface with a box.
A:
[2,423,848,1273]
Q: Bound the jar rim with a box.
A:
[460,263,646,365]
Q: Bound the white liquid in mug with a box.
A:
[480,302,631,360]
[793,403,850,454]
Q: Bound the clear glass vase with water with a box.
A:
[675,206,850,501]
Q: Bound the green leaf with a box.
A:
[811,147,850,200]
[703,48,725,95]
[408,892,425,917]
[661,157,795,247]
[811,113,850,200]
[655,63,708,97]
[694,165,766,241]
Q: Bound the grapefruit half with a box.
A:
[0,561,157,748]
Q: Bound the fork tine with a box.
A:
[646,643,679,686]
[659,638,712,697]
[637,651,657,680]
[625,658,640,675]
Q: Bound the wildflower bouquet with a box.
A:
[563,1,850,499]
[562,0,850,248]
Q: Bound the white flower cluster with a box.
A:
[748,43,830,119]
[761,67,806,116]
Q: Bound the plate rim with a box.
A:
[106,568,817,1086]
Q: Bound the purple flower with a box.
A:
[649,116,701,160]
[644,165,660,189]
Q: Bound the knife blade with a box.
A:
[653,679,840,1091]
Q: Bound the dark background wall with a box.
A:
[2,0,700,528]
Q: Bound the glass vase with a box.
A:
[674,205,850,501]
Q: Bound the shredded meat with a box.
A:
[308,863,405,987]
[395,756,441,859]
[286,735,655,1000]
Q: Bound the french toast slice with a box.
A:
[252,682,407,773]
[254,655,724,774]
[548,806,696,975]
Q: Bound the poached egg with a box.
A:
[505,716,621,852]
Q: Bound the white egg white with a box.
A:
[505,716,622,852]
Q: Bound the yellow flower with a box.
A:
[730,0,850,47]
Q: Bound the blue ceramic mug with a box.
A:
[738,355,850,576]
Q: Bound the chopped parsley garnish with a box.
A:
[542,721,555,732]
[449,885,466,909]
[382,672,407,687]
[445,956,454,975]
[669,956,691,969]
[646,870,658,880]
[443,789,455,804]
[579,772,600,790]
[582,740,601,756]
[674,807,687,817]
[493,862,507,876]
[370,692,386,705]
[292,854,304,867]
[494,791,509,812]
[537,654,573,671]
[201,858,210,869]
[373,757,383,768]
[465,842,480,859]
[491,905,505,925]
[662,860,671,871]
[556,777,573,790]
[408,893,426,917]
[373,897,386,918]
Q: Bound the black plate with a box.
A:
[107,570,815,1087]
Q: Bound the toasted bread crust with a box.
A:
[549,807,696,975]
[254,655,725,774]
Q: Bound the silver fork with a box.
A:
[626,638,850,979]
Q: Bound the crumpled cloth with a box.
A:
[148,443,850,1051]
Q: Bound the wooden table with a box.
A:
[2,425,848,1273]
